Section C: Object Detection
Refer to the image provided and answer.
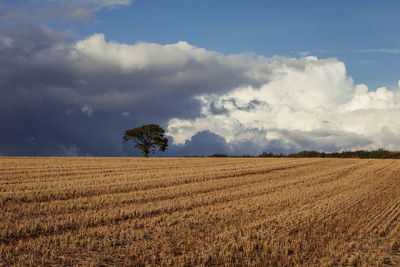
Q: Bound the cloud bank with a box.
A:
[1,26,399,156]
[167,57,400,154]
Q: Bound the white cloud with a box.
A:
[65,33,272,109]
[58,144,79,156]
[96,0,134,9]
[167,56,400,152]
[298,51,311,57]
[0,0,134,25]
[44,0,134,11]
[0,37,14,47]
[71,33,271,84]
[121,111,130,116]
[68,8,94,21]
[355,48,400,54]
[81,104,93,117]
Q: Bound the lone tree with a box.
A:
[123,124,168,157]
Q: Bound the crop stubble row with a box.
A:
[1,157,400,266]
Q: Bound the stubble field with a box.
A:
[1,157,400,266]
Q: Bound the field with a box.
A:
[1,157,400,266]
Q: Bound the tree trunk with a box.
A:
[142,148,149,157]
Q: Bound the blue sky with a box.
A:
[1,0,400,156]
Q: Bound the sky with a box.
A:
[1,0,400,156]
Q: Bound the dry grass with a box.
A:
[1,157,400,266]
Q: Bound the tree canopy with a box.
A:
[123,124,168,157]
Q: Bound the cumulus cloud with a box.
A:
[2,27,264,112]
[167,57,400,154]
[71,33,271,86]
[1,25,400,156]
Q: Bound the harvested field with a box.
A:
[1,157,400,266]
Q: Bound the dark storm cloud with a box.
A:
[162,131,231,157]
[0,26,273,156]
